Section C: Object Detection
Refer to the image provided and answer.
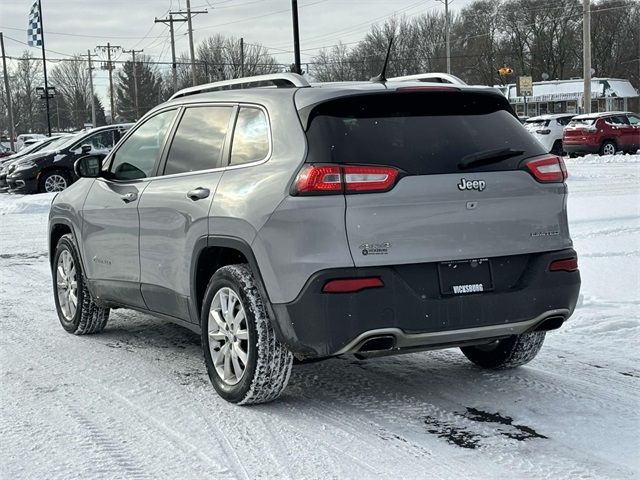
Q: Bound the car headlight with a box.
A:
[11,162,35,173]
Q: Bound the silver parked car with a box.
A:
[48,73,581,405]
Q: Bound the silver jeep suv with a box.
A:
[48,73,581,404]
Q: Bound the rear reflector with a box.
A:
[526,155,568,183]
[294,164,400,195]
[535,129,551,134]
[322,277,384,293]
[549,257,578,272]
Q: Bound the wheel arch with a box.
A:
[49,219,76,269]
[190,236,280,332]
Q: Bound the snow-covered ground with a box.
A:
[1,155,638,479]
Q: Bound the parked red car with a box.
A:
[563,111,640,156]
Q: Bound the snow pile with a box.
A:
[565,152,640,165]
[0,155,639,479]
[0,192,56,215]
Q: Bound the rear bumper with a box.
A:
[271,249,581,358]
[563,143,600,154]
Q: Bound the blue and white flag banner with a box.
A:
[27,1,42,47]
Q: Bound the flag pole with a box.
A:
[38,0,52,136]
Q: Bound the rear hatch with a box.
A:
[297,88,572,267]
[564,117,597,141]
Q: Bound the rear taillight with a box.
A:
[536,129,551,135]
[549,257,578,272]
[293,164,400,195]
[322,277,384,293]
[525,155,568,183]
[294,165,342,194]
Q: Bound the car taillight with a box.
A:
[549,257,578,272]
[293,164,400,195]
[322,277,384,293]
[525,155,567,183]
[293,165,342,194]
[536,129,551,134]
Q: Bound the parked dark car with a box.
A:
[6,124,132,193]
[0,135,71,191]
[563,111,640,156]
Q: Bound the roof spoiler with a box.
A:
[170,73,310,100]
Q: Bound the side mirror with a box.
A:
[75,155,102,178]
[81,144,92,154]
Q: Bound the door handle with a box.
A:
[187,187,210,201]
[121,192,138,203]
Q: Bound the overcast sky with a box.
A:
[0,0,474,107]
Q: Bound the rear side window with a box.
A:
[230,107,270,166]
[164,106,233,175]
[605,116,626,126]
[304,92,546,175]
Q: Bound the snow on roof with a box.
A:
[526,113,576,121]
[502,78,638,102]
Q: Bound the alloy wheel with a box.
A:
[602,143,616,155]
[208,287,250,385]
[45,174,67,192]
[56,250,78,321]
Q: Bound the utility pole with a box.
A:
[240,37,245,78]
[291,0,302,75]
[155,14,186,93]
[123,48,144,120]
[583,0,591,113]
[171,1,207,86]
[96,43,121,123]
[1,33,16,150]
[436,0,451,74]
[87,49,96,127]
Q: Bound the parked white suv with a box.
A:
[524,114,574,155]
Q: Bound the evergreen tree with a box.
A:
[115,55,162,122]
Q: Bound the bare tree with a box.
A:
[50,55,91,130]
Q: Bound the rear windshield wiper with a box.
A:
[459,148,525,170]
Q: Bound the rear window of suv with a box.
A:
[568,118,596,127]
[304,91,546,175]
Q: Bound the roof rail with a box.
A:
[388,73,467,86]
[170,73,310,100]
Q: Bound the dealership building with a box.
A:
[499,78,639,117]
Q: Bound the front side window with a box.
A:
[164,106,233,175]
[230,107,270,166]
[109,109,176,181]
[79,130,115,152]
[627,115,640,125]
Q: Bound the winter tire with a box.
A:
[460,331,546,369]
[599,140,616,156]
[41,170,69,193]
[53,234,109,334]
[202,264,293,405]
